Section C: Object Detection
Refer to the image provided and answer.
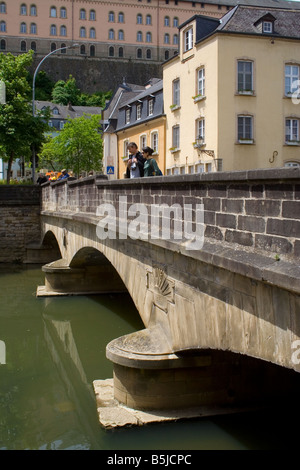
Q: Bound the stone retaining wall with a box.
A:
[0,186,41,263]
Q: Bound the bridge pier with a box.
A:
[36,258,127,296]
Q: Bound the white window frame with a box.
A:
[285,118,299,144]
[184,27,193,52]
[148,99,154,116]
[172,79,180,106]
[136,103,142,120]
[285,64,300,96]
[263,21,272,33]
[125,107,131,124]
[140,134,147,150]
[237,115,253,142]
[172,125,180,149]
[151,131,158,153]
[237,60,253,93]
[197,118,205,142]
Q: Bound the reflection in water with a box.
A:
[0,265,300,450]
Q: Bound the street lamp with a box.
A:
[31,43,79,180]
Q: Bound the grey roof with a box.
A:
[35,101,102,119]
[119,79,163,108]
[218,4,300,37]
[180,0,300,8]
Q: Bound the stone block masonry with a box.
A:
[0,186,41,263]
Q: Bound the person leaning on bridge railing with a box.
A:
[125,142,145,179]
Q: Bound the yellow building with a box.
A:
[163,5,300,174]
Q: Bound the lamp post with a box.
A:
[31,43,79,181]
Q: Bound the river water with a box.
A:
[0,264,299,451]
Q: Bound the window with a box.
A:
[118,12,124,23]
[61,43,66,53]
[151,131,158,152]
[137,103,142,120]
[146,49,151,59]
[90,27,95,39]
[173,17,179,27]
[0,3,6,14]
[263,21,272,33]
[118,47,123,57]
[137,31,142,42]
[21,40,26,51]
[59,121,64,130]
[237,60,253,92]
[197,118,205,142]
[108,11,114,22]
[30,5,37,16]
[197,67,205,96]
[118,29,124,40]
[184,27,193,52]
[173,34,178,45]
[146,15,151,25]
[137,14,142,24]
[164,16,170,27]
[50,6,57,18]
[140,134,147,150]
[109,29,114,40]
[285,118,299,143]
[146,32,152,43]
[137,48,142,58]
[51,42,56,51]
[30,23,37,34]
[60,25,66,36]
[109,46,114,57]
[80,27,86,38]
[285,161,300,167]
[0,39,6,50]
[60,7,67,19]
[165,50,169,60]
[238,115,253,141]
[164,33,170,44]
[20,4,27,15]
[90,10,96,21]
[50,24,57,35]
[80,9,86,20]
[0,21,6,32]
[90,45,95,56]
[285,65,299,95]
[172,125,180,149]
[148,99,154,115]
[20,22,27,34]
[173,79,180,106]
[125,107,131,124]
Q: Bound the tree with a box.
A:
[27,70,55,101]
[0,51,50,183]
[52,75,81,105]
[40,114,103,176]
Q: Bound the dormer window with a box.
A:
[263,21,273,33]
[52,107,59,115]
[184,27,193,52]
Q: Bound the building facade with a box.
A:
[0,0,233,63]
[163,4,300,174]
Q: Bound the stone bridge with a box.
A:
[36,168,300,417]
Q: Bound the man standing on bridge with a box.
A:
[126,142,145,179]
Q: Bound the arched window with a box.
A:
[80,26,86,38]
[119,47,123,57]
[0,39,6,50]
[165,50,169,60]
[146,14,152,25]
[118,12,124,23]
[0,20,6,32]
[0,3,6,14]
[60,25,66,36]
[90,27,96,39]
[109,46,114,57]
[108,29,114,40]
[173,17,179,27]
[137,14,142,24]
[21,40,27,51]
[20,22,27,34]
[137,31,142,42]
[20,4,27,15]
[50,6,57,18]
[50,24,57,36]
[90,10,96,21]
[50,42,56,51]
[118,29,124,40]
[30,23,37,34]
[80,45,86,54]
[137,48,142,59]
[60,7,67,19]
[61,43,66,53]
[164,16,170,27]
[173,34,178,45]
[80,9,86,20]
[108,11,114,22]
[146,32,152,43]
[164,33,170,44]
[146,49,151,59]
[30,4,37,16]
[30,41,36,51]
[90,45,95,56]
